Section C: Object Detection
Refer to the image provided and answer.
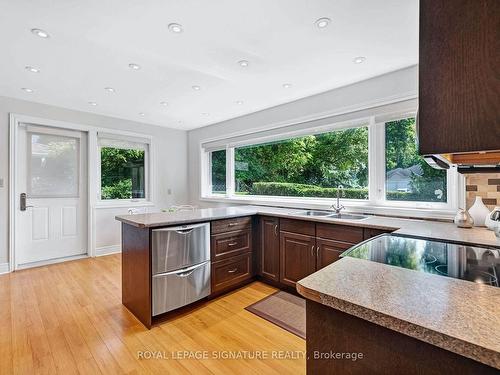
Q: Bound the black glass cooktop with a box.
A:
[341,234,500,287]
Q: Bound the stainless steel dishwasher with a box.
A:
[151,222,210,316]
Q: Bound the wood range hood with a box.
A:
[418,0,499,175]
[423,151,500,174]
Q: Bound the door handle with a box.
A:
[20,193,34,211]
[274,224,278,236]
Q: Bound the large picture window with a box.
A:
[385,118,447,203]
[99,137,149,200]
[201,106,457,215]
[234,126,369,199]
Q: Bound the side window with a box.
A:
[385,118,447,203]
[99,138,148,200]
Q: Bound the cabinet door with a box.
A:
[260,216,280,282]
[316,238,352,270]
[280,231,316,287]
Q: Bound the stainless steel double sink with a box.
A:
[293,210,369,220]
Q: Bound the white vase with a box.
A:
[468,197,490,227]
[485,206,500,230]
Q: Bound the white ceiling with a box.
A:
[0,0,418,130]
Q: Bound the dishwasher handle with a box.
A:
[153,261,209,278]
[152,222,208,234]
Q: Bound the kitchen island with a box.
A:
[297,248,500,373]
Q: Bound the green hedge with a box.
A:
[386,191,444,202]
[249,182,445,202]
[250,182,369,199]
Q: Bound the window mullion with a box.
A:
[226,147,235,197]
[369,118,385,204]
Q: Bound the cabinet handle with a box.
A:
[274,224,278,236]
[311,245,315,257]
[228,268,238,273]
[228,222,238,227]
[316,246,320,257]
[228,242,237,246]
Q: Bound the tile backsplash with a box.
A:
[465,173,500,210]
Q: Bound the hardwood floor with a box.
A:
[0,254,305,374]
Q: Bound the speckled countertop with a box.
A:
[296,257,500,369]
[116,205,500,248]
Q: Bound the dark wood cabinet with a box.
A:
[211,252,252,293]
[210,217,253,295]
[316,223,364,243]
[363,227,391,240]
[316,238,351,270]
[280,231,316,287]
[418,0,500,155]
[211,229,251,262]
[259,216,280,282]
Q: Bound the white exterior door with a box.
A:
[15,124,88,268]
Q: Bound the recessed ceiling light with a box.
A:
[160,101,168,106]
[88,101,97,106]
[236,100,243,105]
[104,87,115,93]
[315,17,331,29]
[192,85,201,91]
[25,66,40,73]
[168,23,183,33]
[128,63,141,70]
[238,60,249,67]
[353,56,366,64]
[282,83,292,89]
[139,112,145,116]
[31,28,50,38]
[21,87,34,93]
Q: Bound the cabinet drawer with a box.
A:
[211,253,252,293]
[211,216,252,234]
[211,229,251,261]
[316,223,363,243]
[363,228,391,240]
[280,218,315,236]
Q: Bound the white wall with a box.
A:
[0,95,188,265]
[187,65,418,206]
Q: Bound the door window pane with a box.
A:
[28,133,79,197]
[234,126,369,199]
[101,147,145,199]
[210,150,226,194]
[385,118,447,202]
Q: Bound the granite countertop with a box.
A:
[116,205,500,248]
[296,257,500,369]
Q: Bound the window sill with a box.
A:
[200,195,456,220]
[94,200,155,209]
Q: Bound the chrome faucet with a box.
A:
[330,185,345,214]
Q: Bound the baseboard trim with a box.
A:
[95,245,121,257]
[16,254,88,270]
[0,262,10,274]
